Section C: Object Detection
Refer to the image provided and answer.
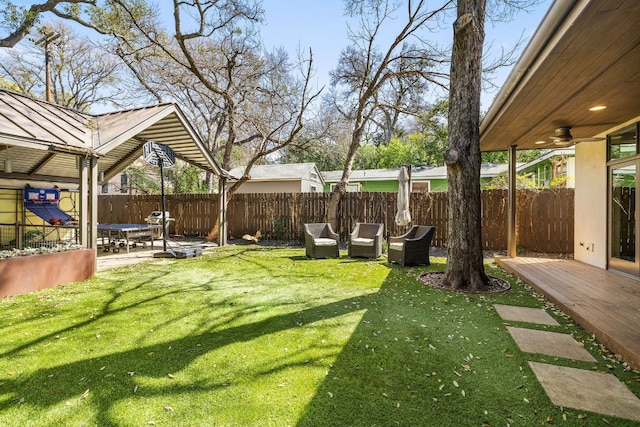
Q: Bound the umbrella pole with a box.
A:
[406,164,412,231]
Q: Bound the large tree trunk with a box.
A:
[326,119,365,230]
[442,0,489,291]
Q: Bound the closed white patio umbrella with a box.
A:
[395,165,412,227]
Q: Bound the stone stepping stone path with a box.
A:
[506,327,596,362]
[530,362,640,422]
[495,303,640,422]
[494,303,559,326]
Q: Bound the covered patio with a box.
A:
[481,0,640,372]
[0,88,229,252]
[0,88,229,297]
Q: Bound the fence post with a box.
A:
[15,222,22,250]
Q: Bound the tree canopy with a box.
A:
[0,1,549,273]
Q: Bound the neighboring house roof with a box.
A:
[322,164,515,182]
[0,89,227,187]
[516,148,575,172]
[480,1,640,151]
[228,163,325,185]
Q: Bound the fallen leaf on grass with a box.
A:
[164,406,173,413]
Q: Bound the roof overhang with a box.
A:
[0,90,228,185]
[93,104,228,182]
[480,0,640,152]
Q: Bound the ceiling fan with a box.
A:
[538,127,604,147]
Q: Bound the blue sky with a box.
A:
[5,0,553,110]
[258,0,553,109]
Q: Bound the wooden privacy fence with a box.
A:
[98,194,219,237]
[98,188,574,253]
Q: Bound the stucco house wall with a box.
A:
[300,175,323,192]
[233,180,303,194]
[322,166,504,193]
[229,163,324,194]
[574,141,607,268]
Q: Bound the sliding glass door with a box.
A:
[609,163,638,275]
[608,123,640,276]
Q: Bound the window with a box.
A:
[609,123,638,161]
[120,174,128,194]
[101,183,109,194]
[310,185,317,192]
[412,182,430,193]
[310,172,318,181]
[330,183,360,192]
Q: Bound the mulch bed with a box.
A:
[418,272,511,294]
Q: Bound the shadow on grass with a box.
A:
[0,261,392,425]
[0,250,543,426]
[295,267,548,426]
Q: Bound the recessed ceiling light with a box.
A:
[534,140,547,145]
[589,105,607,111]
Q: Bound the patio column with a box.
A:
[218,176,227,246]
[88,155,98,252]
[507,144,517,257]
[78,155,89,248]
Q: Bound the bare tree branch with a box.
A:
[0,0,95,48]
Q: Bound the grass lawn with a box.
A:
[1,246,638,426]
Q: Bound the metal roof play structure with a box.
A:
[0,88,228,253]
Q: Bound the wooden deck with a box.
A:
[496,256,640,371]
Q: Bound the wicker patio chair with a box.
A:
[348,222,384,259]
[387,225,435,266]
[304,223,340,259]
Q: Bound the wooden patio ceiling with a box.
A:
[481,0,640,152]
